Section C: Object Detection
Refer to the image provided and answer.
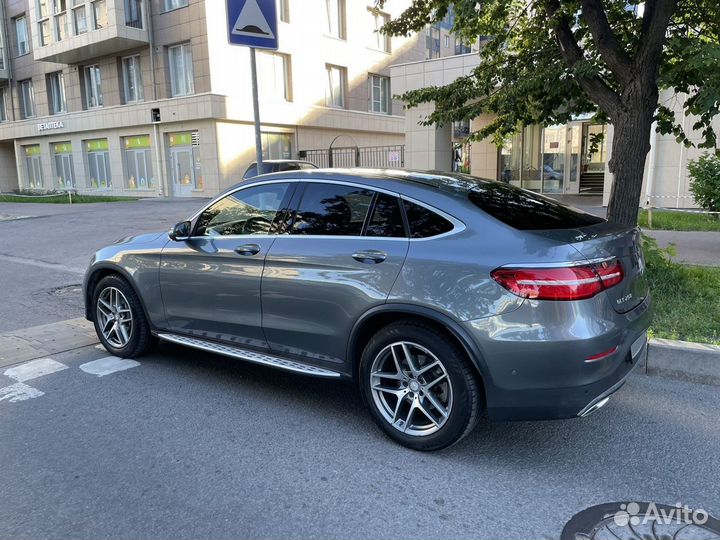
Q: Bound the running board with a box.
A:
[157,333,342,378]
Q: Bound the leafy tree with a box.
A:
[379,0,720,226]
[688,153,720,212]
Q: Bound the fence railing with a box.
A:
[299,145,405,169]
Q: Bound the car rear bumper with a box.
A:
[464,293,652,421]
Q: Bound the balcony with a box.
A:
[31,0,148,64]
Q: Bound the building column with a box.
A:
[403,102,452,171]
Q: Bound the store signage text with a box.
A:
[37,121,65,132]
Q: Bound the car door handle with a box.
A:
[352,250,387,264]
[234,243,261,256]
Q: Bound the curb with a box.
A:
[646,338,720,386]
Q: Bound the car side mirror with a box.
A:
[169,221,191,241]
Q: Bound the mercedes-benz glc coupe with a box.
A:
[84,170,650,450]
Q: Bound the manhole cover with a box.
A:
[562,502,720,540]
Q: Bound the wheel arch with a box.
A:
[85,264,153,327]
[347,304,492,388]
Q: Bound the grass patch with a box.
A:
[0,194,138,204]
[639,209,720,231]
[644,238,720,345]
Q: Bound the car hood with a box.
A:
[114,230,167,246]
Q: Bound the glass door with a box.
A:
[170,147,194,197]
[541,125,565,194]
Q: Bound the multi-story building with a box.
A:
[0,0,427,197]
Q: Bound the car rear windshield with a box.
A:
[468,183,605,230]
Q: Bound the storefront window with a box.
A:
[542,125,566,194]
[53,141,75,188]
[500,132,522,184]
[521,125,542,191]
[583,124,608,173]
[86,139,111,188]
[262,132,292,160]
[452,143,471,173]
[124,135,155,189]
[24,145,43,189]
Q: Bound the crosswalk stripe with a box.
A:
[3,358,69,383]
[79,357,140,377]
[0,382,44,403]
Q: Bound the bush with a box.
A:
[688,153,720,212]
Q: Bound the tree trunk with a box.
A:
[606,105,655,227]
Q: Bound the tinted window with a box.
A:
[366,194,405,238]
[195,183,290,236]
[291,183,373,236]
[403,200,454,238]
[468,183,605,230]
[243,164,258,178]
[299,163,317,170]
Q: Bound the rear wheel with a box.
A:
[92,274,156,358]
[359,322,482,451]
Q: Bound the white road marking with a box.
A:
[0,252,85,275]
[4,358,69,382]
[0,383,44,402]
[79,357,140,377]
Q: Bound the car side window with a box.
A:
[195,183,291,237]
[243,164,258,178]
[402,200,454,238]
[365,194,406,238]
[290,183,374,236]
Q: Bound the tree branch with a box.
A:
[580,0,633,85]
[543,0,622,116]
[636,0,678,77]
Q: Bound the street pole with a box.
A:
[249,47,263,172]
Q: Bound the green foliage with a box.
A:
[642,235,720,345]
[638,209,720,231]
[688,153,720,212]
[379,0,720,148]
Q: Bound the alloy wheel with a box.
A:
[96,286,134,348]
[369,341,453,437]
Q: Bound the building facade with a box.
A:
[391,54,719,209]
[0,0,427,197]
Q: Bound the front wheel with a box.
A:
[92,274,156,358]
[359,322,483,451]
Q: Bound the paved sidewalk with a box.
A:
[645,230,720,266]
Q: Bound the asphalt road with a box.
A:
[1,343,719,539]
[0,199,205,332]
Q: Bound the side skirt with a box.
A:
[156,333,342,378]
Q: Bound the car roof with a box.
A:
[247,160,317,165]
[238,168,495,197]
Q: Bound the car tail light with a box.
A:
[491,259,624,301]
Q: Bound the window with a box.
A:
[86,139,112,188]
[48,72,66,114]
[168,43,194,97]
[24,146,43,188]
[19,79,35,118]
[445,35,450,48]
[368,74,390,114]
[0,87,7,122]
[402,200,453,238]
[325,64,345,108]
[467,183,604,230]
[324,0,345,39]
[84,65,103,108]
[92,0,107,29]
[122,55,144,103]
[291,183,374,236]
[366,194,405,237]
[72,1,87,34]
[163,0,188,12]
[262,132,292,160]
[454,38,471,55]
[367,8,390,52]
[257,52,290,102]
[125,0,143,28]
[53,141,75,188]
[123,135,155,189]
[54,0,68,42]
[196,183,291,237]
[15,17,29,55]
[425,25,440,59]
[279,0,289,22]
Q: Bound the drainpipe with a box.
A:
[146,0,157,102]
[146,0,165,196]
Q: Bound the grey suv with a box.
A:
[84,170,651,450]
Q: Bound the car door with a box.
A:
[159,181,295,349]
[262,181,410,366]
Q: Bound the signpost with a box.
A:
[226,0,279,173]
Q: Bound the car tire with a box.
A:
[92,274,156,358]
[359,321,483,451]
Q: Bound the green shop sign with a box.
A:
[24,145,41,156]
[53,142,72,154]
[169,132,193,147]
[125,135,151,149]
[86,139,109,152]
